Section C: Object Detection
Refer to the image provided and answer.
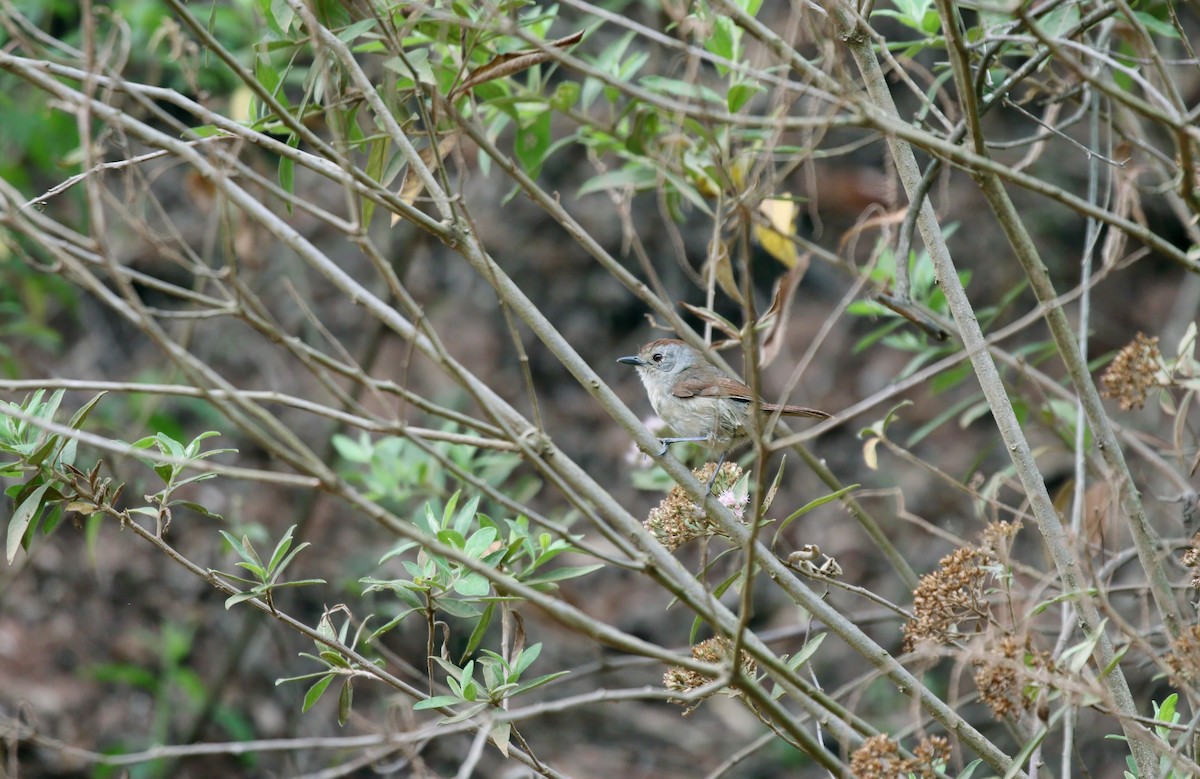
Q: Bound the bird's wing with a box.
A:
[671,375,756,402]
[673,375,832,419]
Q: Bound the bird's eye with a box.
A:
[652,353,663,362]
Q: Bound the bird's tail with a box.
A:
[763,403,831,419]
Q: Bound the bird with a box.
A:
[617,338,830,488]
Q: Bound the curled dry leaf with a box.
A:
[678,302,741,342]
[758,263,809,367]
[835,207,907,258]
[448,31,585,102]
[394,131,461,223]
[790,543,821,562]
[786,544,841,577]
[704,238,743,304]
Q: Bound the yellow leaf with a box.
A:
[728,157,750,190]
[862,437,880,470]
[229,84,255,124]
[754,197,800,268]
[704,239,743,303]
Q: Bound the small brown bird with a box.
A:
[618,338,830,483]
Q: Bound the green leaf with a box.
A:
[550,81,580,111]
[171,472,221,490]
[906,393,979,447]
[274,578,327,590]
[190,124,227,138]
[224,591,260,609]
[275,669,334,685]
[54,391,105,467]
[437,701,489,724]
[7,481,50,563]
[463,526,498,559]
[691,570,741,642]
[727,82,762,112]
[24,433,61,469]
[490,720,511,757]
[452,572,491,597]
[378,539,420,564]
[436,597,484,619]
[319,651,351,669]
[437,528,467,549]
[336,18,376,42]
[514,108,552,178]
[1033,4,1080,38]
[169,500,223,520]
[385,49,435,87]
[1060,622,1105,674]
[316,612,337,643]
[639,75,724,105]
[331,433,370,463]
[268,525,299,572]
[1154,692,1178,724]
[788,632,826,669]
[337,679,352,726]
[512,670,569,695]
[154,462,175,485]
[513,642,541,676]
[278,134,299,213]
[520,563,604,586]
[235,560,267,578]
[706,16,737,65]
[462,602,495,660]
[773,485,859,541]
[361,136,389,227]
[1032,588,1096,615]
[577,164,659,196]
[660,167,714,217]
[254,53,282,102]
[302,675,333,711]
[412,695,461,710]
[1002,724,1049,779]
[365,609,415,643]
[958,399,993,429]
[269,0,295,31]
[1133,11,1179,39]
[39,389,65,429]
[929,361,974,395]
[218,529,247,557]
[957,759,983,779]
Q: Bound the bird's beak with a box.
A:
[616,355,644,366]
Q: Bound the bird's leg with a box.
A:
[656,436,708,456]
[705,450,728,494]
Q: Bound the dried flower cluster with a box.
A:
[1181,530,1200,590]
[972,634,1055,719]
[1100,332,1162,410]
[644,462,744,550]
[848,734,951,779]
[904,548,993,650]
[903,522,1019,651]
[1167,624,1200,685]
[662,636,758,703]
[981,519,1022,558]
